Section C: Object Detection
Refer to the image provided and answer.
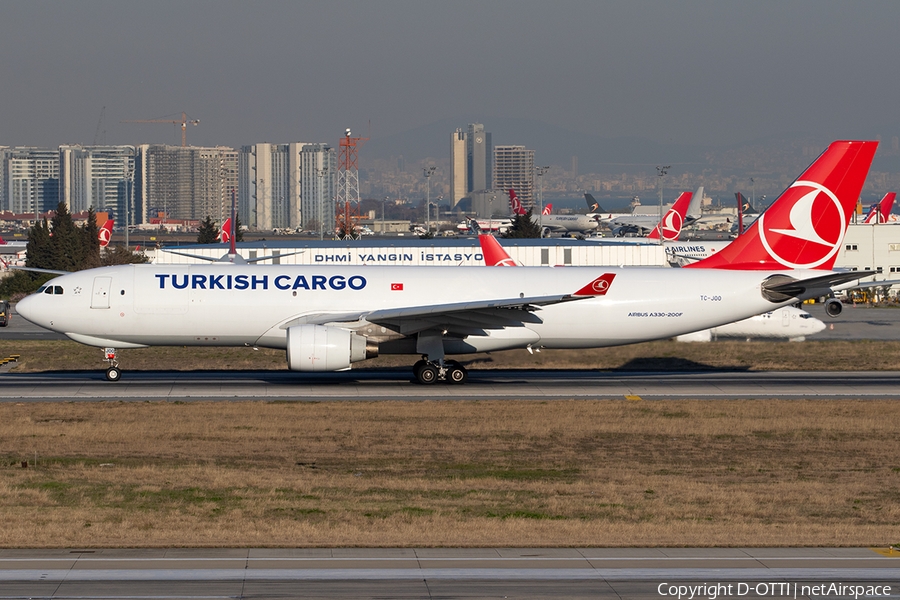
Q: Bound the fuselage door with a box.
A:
[91,276,112,309]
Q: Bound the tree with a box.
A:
[197,215,218,244]
[49,202,80,271]
[502,209,542,239]
[78,207,101,270]
[102,246,150,266]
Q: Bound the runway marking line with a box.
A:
[870,547,900,557]
[624,395,642,400]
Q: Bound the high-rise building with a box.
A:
[136,145,237,225]
[0,147,59,215]
[493,145,535,209]
[450,128,467,208]
[239,143,335,231]
[59,146,135,223]
[466,123,492,192]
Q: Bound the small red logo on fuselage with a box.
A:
[391,283,403,291]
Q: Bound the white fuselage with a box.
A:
[17,263,819,359]
[677,306,826,342]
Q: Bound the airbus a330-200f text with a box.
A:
[16,141,878,384]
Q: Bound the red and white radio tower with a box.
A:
[334,128,368,240]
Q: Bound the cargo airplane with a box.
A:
[16,141,880,384]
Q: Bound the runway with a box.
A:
[1,368,900,401]
[0,548,897,599]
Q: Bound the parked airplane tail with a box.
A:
[647,192,692,241]
[509,189,525,215]
[99,219,114,248]
[735,192,754,213]
[879,192,896,222]
[863,203,881,224]
[0,232,5,245]
[221,218,232,243]
[542,204,553,216]
[478,234,517,266]
[584,193,604,213]
[687,141,878,270]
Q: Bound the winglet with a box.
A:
[687,141,878,270]
[573,274,616,296]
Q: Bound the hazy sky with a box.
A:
[2,0,899,151]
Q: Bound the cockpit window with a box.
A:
[53,286,63,295]
[42,286,64,295]
[44,286,53,294]
[36,286,46,294]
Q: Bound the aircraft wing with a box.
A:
[280,293,597,337]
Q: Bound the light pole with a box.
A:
[381,196,388,235]
[125,162,134,250]
[316,166,327,241]
[423,166,435,233]
[656,165,671,245]
[535,166,550,237]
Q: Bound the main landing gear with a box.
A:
[413,357,468,385]
[103,347,121,382]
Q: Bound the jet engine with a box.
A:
[824,298,843,318]
[286,325,377,372]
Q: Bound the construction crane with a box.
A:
[121,111,200,147]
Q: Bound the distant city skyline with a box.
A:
[2,1,899,156]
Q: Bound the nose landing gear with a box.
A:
[103,348,121,382]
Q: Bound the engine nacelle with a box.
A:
[824,298,843,318]
[286,325,377,372]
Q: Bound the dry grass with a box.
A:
[0,399,898,548]
[6,339,900,373]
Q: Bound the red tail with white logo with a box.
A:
[221,218,232,243]
[647,192,692,241]
[542,204,553,216]
[98,219,114,248]
[509,189,526,215]
[478,234,518,266]
[687,141,878,270]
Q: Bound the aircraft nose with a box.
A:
[14,294,40,326]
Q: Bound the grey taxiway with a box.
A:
[1,547,897,599]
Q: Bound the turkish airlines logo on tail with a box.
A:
[573,273,616,296]
[758,181,844,269]
[509,190,525,215]
[661,211,683,241]
[99,220,113,248]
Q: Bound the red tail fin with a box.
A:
[221,218,232,243]
[508,189,525,215]
[478,234,517,266]
[542,203,553,216]
[647,192,692,241]
[98,219,114,248]
[863,203,880,224]
[879,192,896,222]
[687,141,878,270]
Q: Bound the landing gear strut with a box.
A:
[104,348,121,382]
[413,356,468,385]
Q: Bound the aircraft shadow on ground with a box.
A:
[611,357,751,372]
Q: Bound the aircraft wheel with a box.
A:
[446,361,468,384]
[416,363,438,385]
[105,367,122,382]
[412,360,428,379]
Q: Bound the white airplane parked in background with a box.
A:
[510,190,600,235]
[676,306,825,342]
[598,189,703,237]
[16,141,881,385]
